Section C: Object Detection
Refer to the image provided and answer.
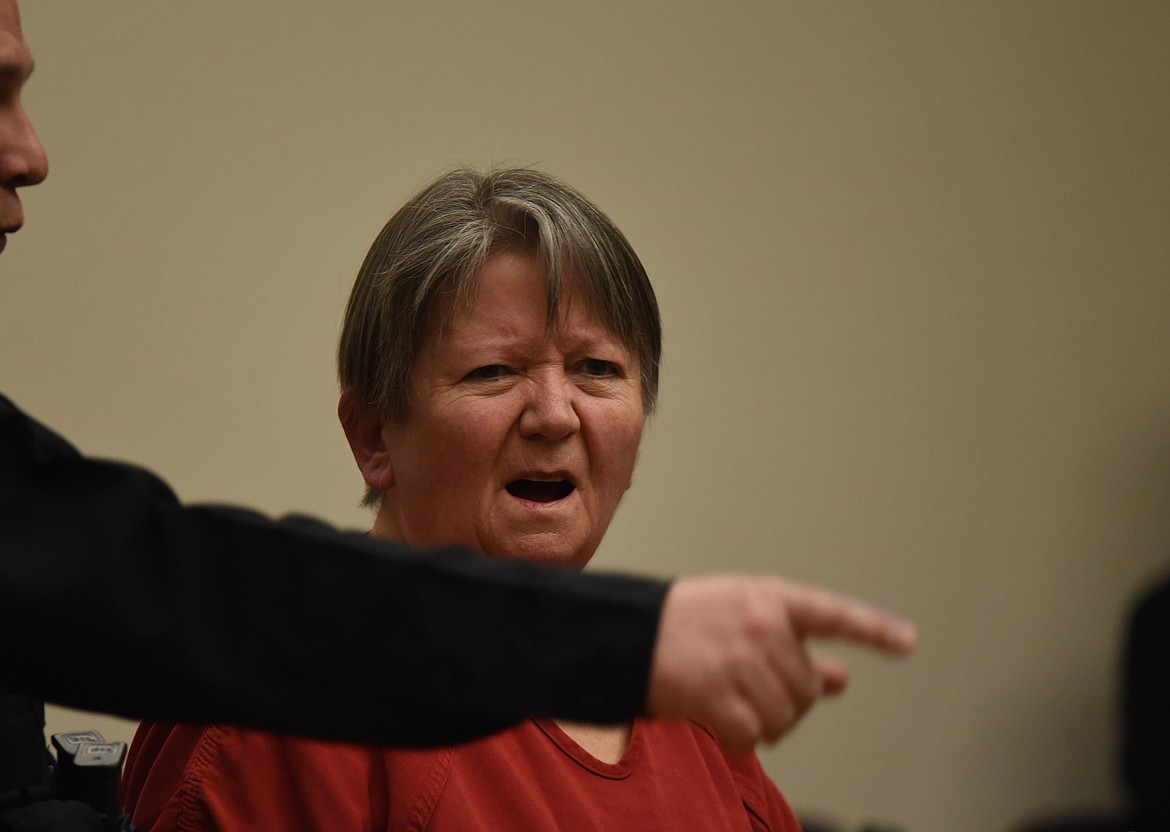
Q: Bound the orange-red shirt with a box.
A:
[123,719,801,831]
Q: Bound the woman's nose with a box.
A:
[518,376,581,441]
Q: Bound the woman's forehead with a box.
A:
[431,288,629,359]
[427,251,623,347]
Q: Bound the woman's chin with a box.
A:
[484,537,596,570]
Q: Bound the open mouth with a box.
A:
[506,479,575,503]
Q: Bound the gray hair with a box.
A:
[339,165,661,409]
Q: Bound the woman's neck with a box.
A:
[554,720,632,765]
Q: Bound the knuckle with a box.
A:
[722,643,756,679]
[739,599,788,644]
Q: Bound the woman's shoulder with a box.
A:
[121,721,214,831]
[123,722,392,832]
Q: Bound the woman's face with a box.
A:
[372,249,645,569]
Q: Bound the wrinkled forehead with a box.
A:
[427,251,619,348]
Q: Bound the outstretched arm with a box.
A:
[2,395,915,751]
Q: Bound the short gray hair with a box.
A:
[339,166,661,421]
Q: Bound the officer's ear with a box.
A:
[338,390,395,491]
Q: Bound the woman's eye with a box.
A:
[581,359,619,378]
[465,365,508,382]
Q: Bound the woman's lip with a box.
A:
[508,469,576,483]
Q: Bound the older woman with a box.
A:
[121,168,902,831]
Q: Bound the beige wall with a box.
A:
[5,2,1168,830]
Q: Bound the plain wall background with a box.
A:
[3,2,1168,830]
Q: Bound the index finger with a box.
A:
[782,583,917,655]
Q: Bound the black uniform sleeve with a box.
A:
[1123,574,1170,829]
[0,395,668,747]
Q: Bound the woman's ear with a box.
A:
[338,390,395,492]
